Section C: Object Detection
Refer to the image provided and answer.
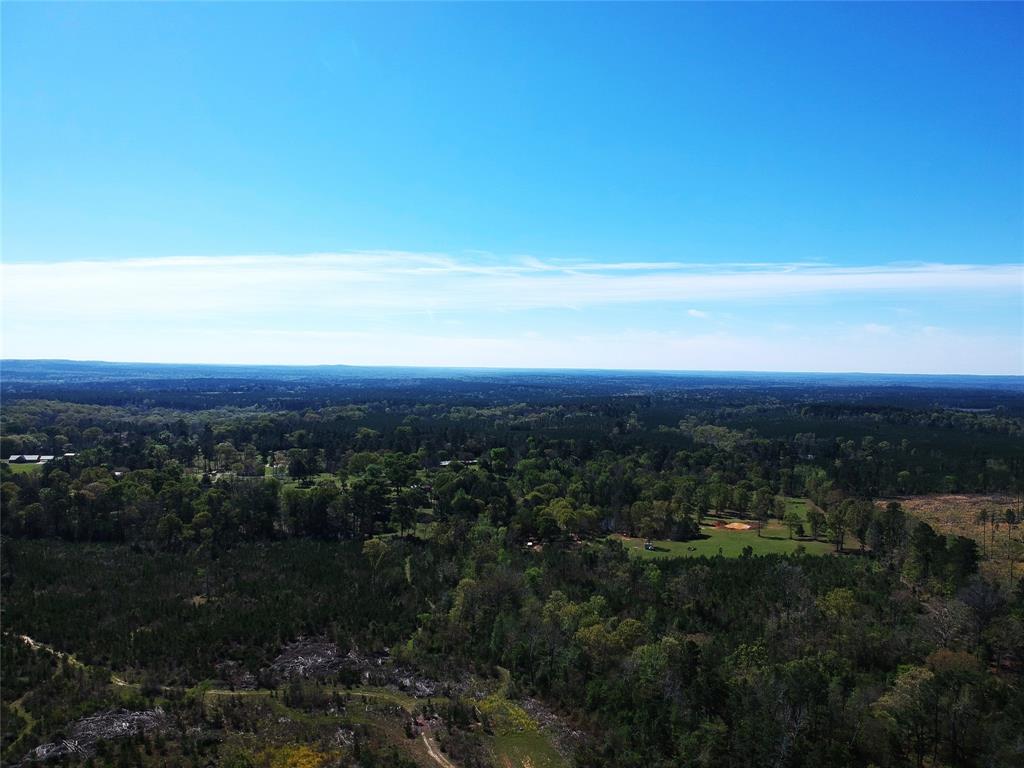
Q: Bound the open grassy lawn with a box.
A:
[480,669,567,768]
[4,462,43,475]
[278,472,340,491]
[782,496,811,517]
[612,519,834,559]
[489,730,566,768]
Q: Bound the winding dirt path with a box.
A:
[421,732,458,768]
[13,635,460,768]
[17,633,136,686]
[203,685,459,768]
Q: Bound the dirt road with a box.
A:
[422,732,458,768]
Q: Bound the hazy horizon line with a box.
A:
[4,357,1023,381]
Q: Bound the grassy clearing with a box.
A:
[353,670,568,768]
[782,496,812,517]
[5,692,38,759]
[613,497,836,559]
[478,670,533,734]
[888,494,1024,583]
[613,519,834,559]
[199,685,444,767]
[279,472,340,492]
[489,730,566,768]
[200,686,438,768]
[4,462,43,475]
[480,668,567,768]
[348,686,420,712]
[375,520,436,542]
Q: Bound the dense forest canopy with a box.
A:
[1,362,1022,768]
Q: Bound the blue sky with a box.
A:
[2,3,1022,373]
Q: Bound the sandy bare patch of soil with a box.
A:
[723,522,752,531]
[886,494,1023,581]
[887,494,1017,537]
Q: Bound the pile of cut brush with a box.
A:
[25,708,167,762]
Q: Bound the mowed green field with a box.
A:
[275,471,340,491]
[781,496,812,518]
[613,498,834,558]
[3,462,43,475]
[490,730,566,768]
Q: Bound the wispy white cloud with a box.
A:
[2,252,1020,319]
[2,253,1021,373]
